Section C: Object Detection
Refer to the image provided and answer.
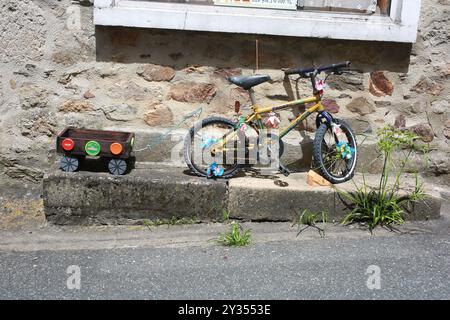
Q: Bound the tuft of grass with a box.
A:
[338,125,427,232]
[217,221,252,246]
[292,209,328,238]
[222,210,230,223]
[338,182,425,232]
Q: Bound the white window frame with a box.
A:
[93,0,421,43]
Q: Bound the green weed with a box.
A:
[217,221,252,246]
[292,209,328,238]
[338,125,426,232]
[222,210,230,223]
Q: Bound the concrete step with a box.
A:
[43,167,227,225]
[43,166,444,225]
[228,172,443,222]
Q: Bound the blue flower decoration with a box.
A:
[206,161,224,178]
[336,142,355,160]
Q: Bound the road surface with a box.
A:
[1,220,449,300]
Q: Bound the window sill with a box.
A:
[93,0,420,43]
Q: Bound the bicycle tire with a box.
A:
[183,117,242,178]
[312,118,357,184]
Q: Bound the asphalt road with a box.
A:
[1,229,450,300]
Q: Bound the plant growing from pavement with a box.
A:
[292,209,328,238]
[222,210,230,223]
[218,221,252,246]
[337,125,427,232]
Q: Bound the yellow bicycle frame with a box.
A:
[212,94,324,153]
[253,95,324,138]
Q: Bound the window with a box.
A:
[93,0,421,43]
[141,0,390,15]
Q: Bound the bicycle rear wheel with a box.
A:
[183,117,243,178]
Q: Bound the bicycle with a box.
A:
[183,61,358,184]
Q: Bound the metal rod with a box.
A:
[255,39,259,71]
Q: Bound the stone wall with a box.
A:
[0,0,448,186]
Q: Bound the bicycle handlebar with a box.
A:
[284,61,351,76]
[285,61,351,94]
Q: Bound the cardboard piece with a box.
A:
[306,170,332,187]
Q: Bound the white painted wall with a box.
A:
[93,0,421,43]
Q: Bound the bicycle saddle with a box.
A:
[227,75,271,90]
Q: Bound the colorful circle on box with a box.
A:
[61,138,75,151]
[110,142,123,155]
[85,140,101,156]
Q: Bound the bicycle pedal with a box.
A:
[279,165,291,177]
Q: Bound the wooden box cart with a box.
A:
[56,127,135,175]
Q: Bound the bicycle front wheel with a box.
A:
[183,117,243,178]
[312,118,357,184]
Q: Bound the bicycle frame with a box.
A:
[212,93,330,153]
[249,94,324,138]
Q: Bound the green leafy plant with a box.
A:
[292,209,328,238]
[338,125,427,232]
[143,219,153,231]
[218,221,252,246]
[222,210,230,223]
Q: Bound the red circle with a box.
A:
[61,138,75,151]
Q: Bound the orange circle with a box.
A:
[110,142,123,155]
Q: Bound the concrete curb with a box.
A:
[227,175,337,221]
[43,168,443,225]
[43,168,227,225]
[227,173,443,222]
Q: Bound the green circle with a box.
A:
[85,140,101,156]
[130,137,135,148]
